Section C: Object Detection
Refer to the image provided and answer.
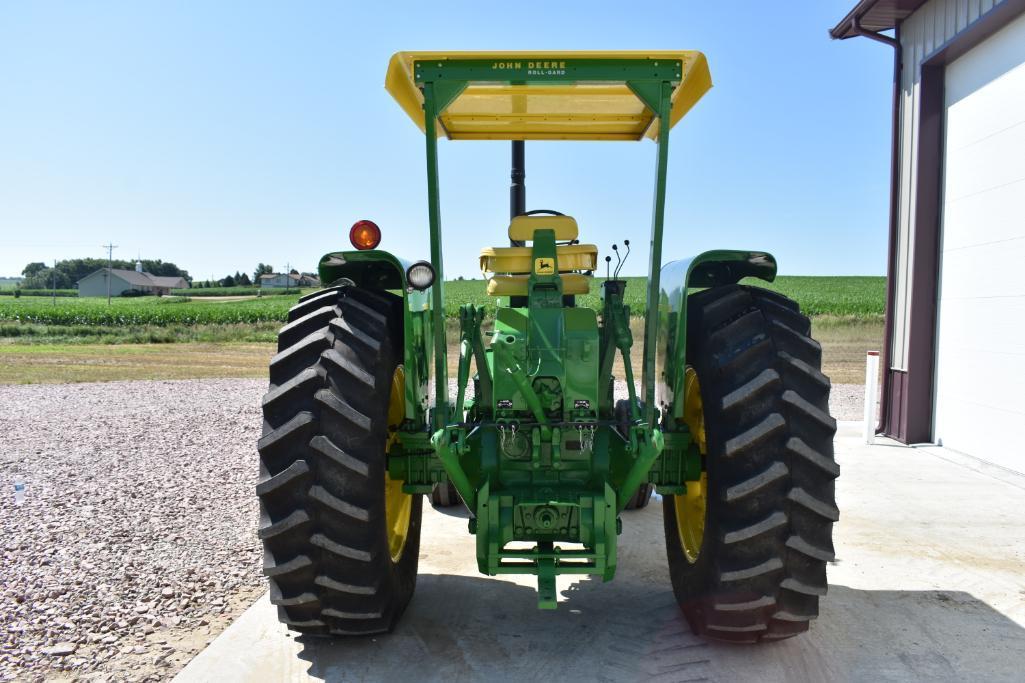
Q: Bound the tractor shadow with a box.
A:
[294,576,1025,683]
[428,503,471,519]
[294,506,1025,682]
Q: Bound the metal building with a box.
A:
[832,0,1025,473]
[77,267,189,297]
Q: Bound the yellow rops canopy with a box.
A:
[385,51,712,141]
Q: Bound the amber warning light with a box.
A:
[349,220,381,250]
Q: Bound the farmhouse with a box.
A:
[259,272,321,288]
[77,263,189,297]
[832,0,1025,473]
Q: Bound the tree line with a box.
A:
[192,264,298,289]
[20,259,191,290]
[18,260,298,290]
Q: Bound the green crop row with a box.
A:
[443,276,885,319]
[0,295,296,326]
[0,276,885,330]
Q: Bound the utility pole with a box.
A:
[285,262,290,294]
[52,259,57,305]
[102,243,118,304]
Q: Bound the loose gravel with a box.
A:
[0,379,267,682]
[828,382,869,422]
[0,377,864,680]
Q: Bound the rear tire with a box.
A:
[257,286,422,636]
[663,284,839,643]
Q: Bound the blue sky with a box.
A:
[0,1,892,281]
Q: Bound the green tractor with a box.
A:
[257,51,838,643]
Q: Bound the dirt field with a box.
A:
[0,343,272,384]
[814,320,885,384]
[0,321,882,386]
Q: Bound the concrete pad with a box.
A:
[176,424,1025,682]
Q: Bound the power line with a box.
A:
[102,243,118,305]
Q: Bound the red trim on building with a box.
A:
[834,0,1025,443]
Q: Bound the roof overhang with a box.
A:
[830,0,930,39]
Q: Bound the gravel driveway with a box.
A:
[0,379,267,681]
[0,378,863,680]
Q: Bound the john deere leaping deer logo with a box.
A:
[534,257,555,275]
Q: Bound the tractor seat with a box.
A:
[480,214,598,297]
[508,214,579,242]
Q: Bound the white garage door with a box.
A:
[934,12,1025,472]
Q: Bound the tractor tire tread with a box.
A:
[277,305,341,351]
[288,290,343,322]
[664,284,837,643]
[298,285,346,303]
[257,285,422,636]
[269,332,332,386]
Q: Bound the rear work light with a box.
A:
[406,261,435,291]
[349,220,381,250]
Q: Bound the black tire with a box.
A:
[429,481,462,508]
[296,284,346,304]
[663,284,839,643]
[257,286,422,636]
[623,483,654,510]
[614,399,654,510]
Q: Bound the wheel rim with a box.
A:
[675,366,707,564]
[384,365,412,564]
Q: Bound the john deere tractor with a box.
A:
[257,51,838,643]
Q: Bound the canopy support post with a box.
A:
[423,82,449,431]
[641,80,673,428]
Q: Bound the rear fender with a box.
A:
[318,250,433,428]
[655,250,777,424]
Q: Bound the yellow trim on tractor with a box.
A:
[486,272,591,297]
[480,244,598,275]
